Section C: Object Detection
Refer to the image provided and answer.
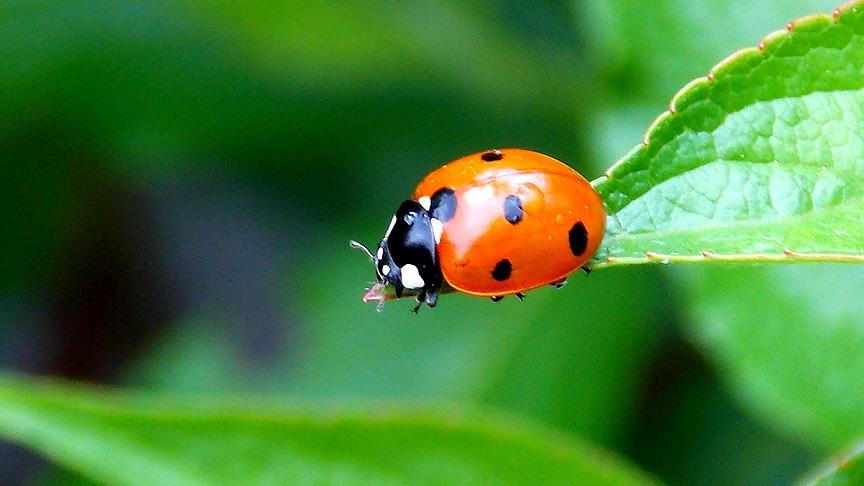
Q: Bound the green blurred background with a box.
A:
[3,0,860,484]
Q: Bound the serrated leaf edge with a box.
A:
[589,0,864,268]
[598,0,863,179]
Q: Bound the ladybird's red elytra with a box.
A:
[352,148,606,311]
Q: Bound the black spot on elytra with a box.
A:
[430,187,457,222]
[568,221,588,256]
[481,150,504,162]
[503,195,524,224]
[491,258,512,281]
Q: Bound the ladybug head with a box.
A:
[351,199,443,310]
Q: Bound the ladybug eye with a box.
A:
[403,213,415,225]
[481,150,504,162]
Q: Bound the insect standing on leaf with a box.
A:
[351,149,606,312]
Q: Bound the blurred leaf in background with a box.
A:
[625,339,815,486]
[682,265,864,450]
[0,375,659,486]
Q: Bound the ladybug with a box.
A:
[352,148,606,312]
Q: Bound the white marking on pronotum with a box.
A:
[418,196,431,211]
[431,218,443,244]
[381,264,391,275]
[384,215,397,238]
[400,264,425,289]
[376,247,384,260]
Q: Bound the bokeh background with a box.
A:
[3,0,860,484]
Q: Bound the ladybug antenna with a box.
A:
[349,240,375,263]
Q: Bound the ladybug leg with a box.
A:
[581,266,592,276]
[515,292,526,301]
[550,278,567,289]
[425,289,438,308]
[490,296,504,303]
[394,283,405,299]
[411,290,426,314]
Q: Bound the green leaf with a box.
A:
[590,1,864,267]
[801,441,864,485]
[679,264,864,449]
[0,375,657,486]
[581,0,831,167]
